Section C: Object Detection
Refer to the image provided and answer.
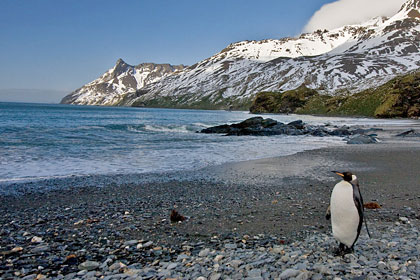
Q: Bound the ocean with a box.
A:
[0,102,417,184]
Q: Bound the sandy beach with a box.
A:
[1,125,419,279]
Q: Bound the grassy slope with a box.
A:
[250,71,420,118]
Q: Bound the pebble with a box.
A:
[176,254,189,261]
[209,272,222,280]
[279,268,300,279]
[377,261,387,270]
[229,259,244,269]
[399,217,410,224]
[78,261,100,271]
[140,241,153,248]
[123,240,139,246]
[272,246,283,254]
[30,236,43,243]
[31,245,50,253]
[199,248,211,257]
[296,270,312,280]
[248,268,262,277]
[214,255,224,262]
[167,262,178,270]
[108,261,126,271]
[224,243,238,249]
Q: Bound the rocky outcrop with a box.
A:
[200,117,378,143]
[347,135,378,144]
[396,129,420,137]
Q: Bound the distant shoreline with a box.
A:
[3,100,420,121]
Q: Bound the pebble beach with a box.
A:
[1,126,420,280]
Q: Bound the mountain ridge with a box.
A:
[61,60,186,106]
[61,0,420,111]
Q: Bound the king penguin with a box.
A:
[328,171,365,256]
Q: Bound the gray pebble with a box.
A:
[78,261,100,271]
[224,243,238,249]
[279,268,300,279]
[167,262,178,270]
[199,248,210,257]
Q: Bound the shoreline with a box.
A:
[1,121,419,196]
[2,109,420,192]
[1,127,419,278]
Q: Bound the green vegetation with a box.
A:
[249,85,318,114]
[249,71,420,118]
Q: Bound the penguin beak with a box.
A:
[332,171,344,178]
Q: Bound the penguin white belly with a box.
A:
[330,181,360,247]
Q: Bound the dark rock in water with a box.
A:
[310,128,329,137]
[201,117,290,136]
[262,118,279,128]
[201,124,232,134]
[287,120,304,129]
[202,117,294,136]
[396,129,420,137]
[199,117,364,140]
[330,127,353,136]
[347,134,377,144]
[231,117,265,129]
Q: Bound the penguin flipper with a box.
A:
[364,214,372,238]
[351,182,364,245]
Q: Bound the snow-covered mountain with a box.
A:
[62,0,420,109]
[61,60,186,105]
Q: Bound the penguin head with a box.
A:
[332,171,353,182]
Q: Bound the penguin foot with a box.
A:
[333,243,353,257]
[333,247,344,257]
[344,246,354,255]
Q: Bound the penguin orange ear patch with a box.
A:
[364,202,382,209]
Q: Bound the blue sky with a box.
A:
[0,0,345,102]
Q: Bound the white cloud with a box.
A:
[303,0,407,33]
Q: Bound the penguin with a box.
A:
[328,171,364,256]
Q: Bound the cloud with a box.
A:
[303,0,406,33]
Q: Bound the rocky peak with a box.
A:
[113,58,131,77]
[399,0,420,13]
[116,58,125,65]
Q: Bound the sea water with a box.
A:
[0,102,418,183]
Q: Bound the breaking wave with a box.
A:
[102,123,206,133]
